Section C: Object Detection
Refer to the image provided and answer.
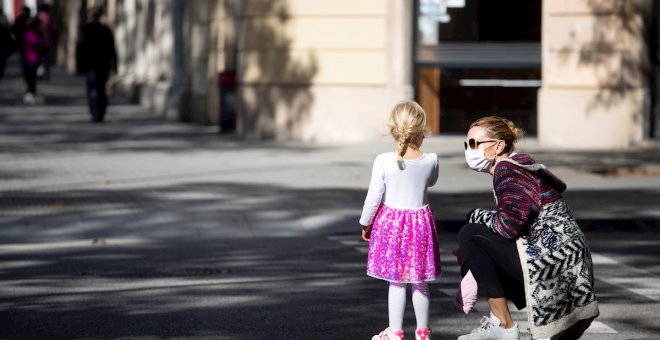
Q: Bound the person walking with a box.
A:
[76,8,117,122]
[456,116,599,340]
[11,6,30,46]
[0,12,17,79]
[360,101,441,340]
[37,3,57,80]
[20,17,45,104]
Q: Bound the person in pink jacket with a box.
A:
[21,17,45,104]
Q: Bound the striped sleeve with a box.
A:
[488,161,542,239]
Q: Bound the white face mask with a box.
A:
[465,148,494,173]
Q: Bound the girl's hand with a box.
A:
[361,225,372,241]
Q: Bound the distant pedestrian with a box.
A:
[455,116,599,340]
[0,13,17,79]
[360,101,441,340]
[37,3,57,80]
[0,11,8,28]
[76,7,117,122]
[20,17,46,104]
[11,6,30,46]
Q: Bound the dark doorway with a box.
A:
[415,0,542,135]
[439,68,540,134]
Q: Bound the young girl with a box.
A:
[360,101,441,340]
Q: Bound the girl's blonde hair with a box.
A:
[388,101,428,167]
[470,116,524,153]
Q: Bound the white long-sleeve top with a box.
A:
[359,152,439,226]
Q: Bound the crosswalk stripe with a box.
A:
[516,321,617,334]
[591,253,660,302]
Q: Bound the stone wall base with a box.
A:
[538,87,649,149]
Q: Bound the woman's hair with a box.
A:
[389,101,428,167]
[470,116,524,153]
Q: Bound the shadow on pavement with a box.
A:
[0,179,657,245]
[0,236,388,339]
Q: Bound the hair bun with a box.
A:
[507,122,524,144]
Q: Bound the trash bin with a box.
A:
[218,71,237,133]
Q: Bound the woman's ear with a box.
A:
[496,140,506,155]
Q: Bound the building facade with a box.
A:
[48,0,412,144]
[539,0,655,149]
[415,0,658,149]
[40,0,659,148]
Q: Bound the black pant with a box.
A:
[458,223,526,309]
[86,69,109,122]
[0,57,6,78]
[22,62,38,95]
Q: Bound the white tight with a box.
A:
[388,281,430,331]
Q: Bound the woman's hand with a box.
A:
[361,225,372,241]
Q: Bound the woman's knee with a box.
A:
[458,223,486,247]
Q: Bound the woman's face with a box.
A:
[466,126,499,158]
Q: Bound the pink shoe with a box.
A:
[415,328,431,340]
[456,270,478,314]
[371,328,404,340]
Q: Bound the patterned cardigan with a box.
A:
[468,153,599,339]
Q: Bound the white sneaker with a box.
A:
[372,328,404,340]
[23,93,44,104]
[457,313,519,340]
[23,93,36,105]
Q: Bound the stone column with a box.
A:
[54,0,81,73]
[388,0,414,100]
[133,0,174,115]
[166,0,186,120]
[114,0,137,97]
[179,0,211,123]
[538,0,651,149]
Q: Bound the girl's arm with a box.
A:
[428,153,439,187]
[359,155,386,227]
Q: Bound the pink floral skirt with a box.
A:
[367,204,441,283]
